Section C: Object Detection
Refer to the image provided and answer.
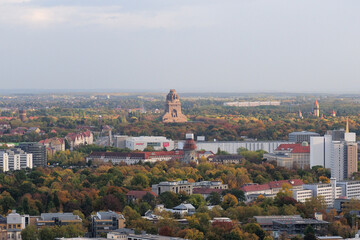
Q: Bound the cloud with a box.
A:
[0,2,216,29]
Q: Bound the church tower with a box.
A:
[162,89,187,123]
[331,110,336,117]
[314,100,320,117]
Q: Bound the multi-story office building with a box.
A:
[91,211,125,237]
[152,180,193,195]
[0,149,32,172]
[288,131,320,143]
[337,181,360,199]
[9,149,33,170]
[292,189,313,203]
[36,213,82,227]
[303,179,341,207]
[19,142,47,167]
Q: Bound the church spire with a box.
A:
[346,118,349,133]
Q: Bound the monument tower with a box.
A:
[162,89,187,123]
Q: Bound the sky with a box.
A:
[1,0,360,93]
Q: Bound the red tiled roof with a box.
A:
[126,190,157,198]
[241,179,303,193]
[241,184,270,192]
[276,143,310,153]
[66,130,92,141]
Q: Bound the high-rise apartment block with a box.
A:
[0,149,33,171]
[310,123,357,181]
[19,142,47,167]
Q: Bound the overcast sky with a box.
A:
[1,0,360,93]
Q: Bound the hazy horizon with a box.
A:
[1,0,360,92]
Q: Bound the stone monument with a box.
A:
[162,89,187,123]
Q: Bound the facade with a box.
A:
[19,142,47,167]
[0,210,29,240]
[152,180,193,195]
[91,211,125,237]
[241,179,303,202]
[0,149,33,172]
[288,131,320,143]
[337,181,360,199]
[0,152,9,172]
[263,142,310,169]
[113,135,129,149]
[65,130,93,150]
[162,89,187,123]
[39,137,65,155]
[125,136,174,151]
[303,179,341,207]
[187,141,294,154]
[86,151,183,165]
[37,213,82,227]
[292,189,313,203]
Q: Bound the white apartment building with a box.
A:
[331,142,345,181]
[8,152,21,171]
[303,179,341,207]
[0,151,9,172]
[292,189,313,203]
[0,149,33,172]
[337,181,360,199]
[125,136,174,151]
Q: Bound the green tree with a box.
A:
[21,225,39,240]
[206,192,222,205]
[131,173,149,189]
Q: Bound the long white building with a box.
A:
[178,141,293,154]
[302,179,341,207]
